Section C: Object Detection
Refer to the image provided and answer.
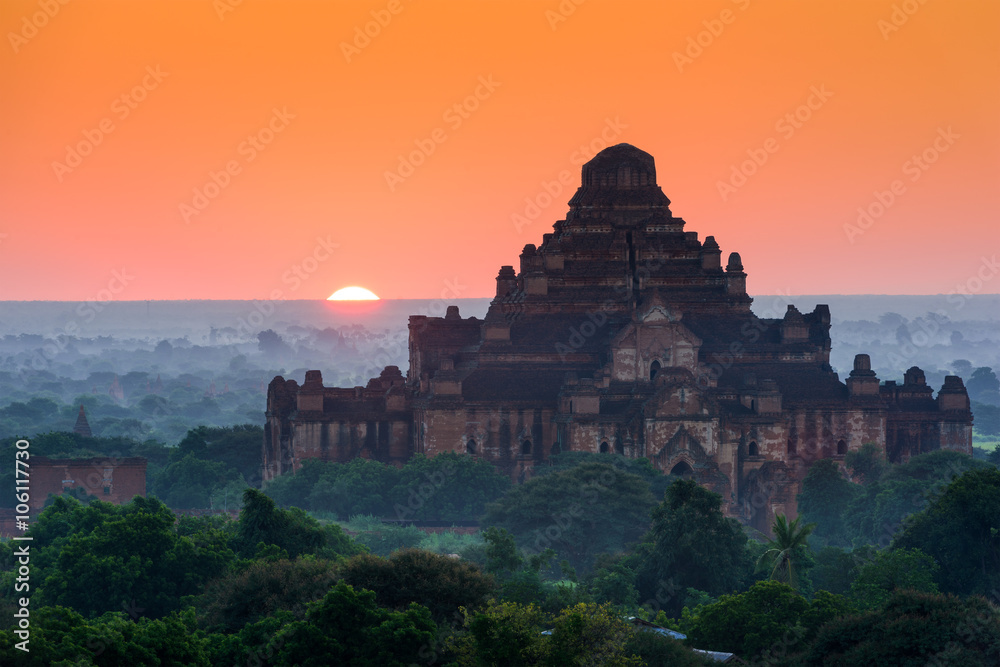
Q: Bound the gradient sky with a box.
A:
[2,0,998,301]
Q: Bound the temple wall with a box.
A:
[786,408,885,462]
[286,417,411,472]
[30,457,147,512]
[939,421,973,454]
[418,406,554,479]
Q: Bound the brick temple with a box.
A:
[264,144,972,530]
[29,457,147,512]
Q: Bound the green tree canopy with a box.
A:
[390,452,512,521]
[799,590,1000,666]
[233,488,363,560]
[339,548,497,624]
[848,547,939,610]
[546,602,642,667]
[536,451,676,500]
[197,557,340,632]
[635,479,750,616]
[484,461,655,573]
[843,449,990,546]
[448,599,549,667]
[0,496,234,619]
[154,453,232,509]
[810,545,873,596]
[844,441,887,485]
[267,582,437,667]
[264,452,511,521]
[797,459,859,547]
[0,606,210,667]
[893,467,1000,596]
[683,580,854,660]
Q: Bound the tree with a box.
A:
[482,526,524,575]
[589,557,641,609]
[968,367,1000,404]
[188,424,264,485]
[234,488,363,559]
[843,442,886,485]
[154,453,230,509]
[797,459,859,547]
[448,600,549,667]
[798,590,1000,665]
[198,557,340,632]
[546,603,642,667]
[347,518,425,557]
[484,461,655,573]
[538,452,677,503]
[3,496,234,619]
[683,580,853,659]
[268,582,437,667]
[848,547,939,610]
[449,600,649,666]
[973,402,1000,436]
[0,606,210,666]
[636,479,750,615]
[264,453,510,521]
[623,630,714,667]
[390,452,511,521]
[264,457,345,508]
[756,514,816,592]
[951,359,973,377]
[304,457,399,517]
[43,485,96,507]
[810,546,872,596]
[154,339,173,358]
[842,450,991,546]
[257,329,290,357]
[893,467,1000,596]
[339,548,497,624]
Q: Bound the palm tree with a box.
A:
[756,514,816,590]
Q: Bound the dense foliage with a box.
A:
[265,452,511,521]
[682,581,855,659]
[0,495,234,619]
[798,448,992,548]
[483,461,656,573]
[634,479,751,615]
[1,432,997,664]
[894,466,1000,597]
[798,590,1000,666]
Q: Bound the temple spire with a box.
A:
[73,405,92,437]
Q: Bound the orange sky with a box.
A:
[2,0,998,301]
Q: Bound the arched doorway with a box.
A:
[837,439,847,456]
[650,360,661,382]
[466,439,476,454]
[748,441,759,456]
[599,441,609,453]
[521,440,532,455]
[670,460,693,477]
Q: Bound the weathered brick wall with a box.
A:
[29,457,146,512]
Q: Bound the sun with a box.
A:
[327,286,380,301]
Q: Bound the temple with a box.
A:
[263,144,973,531]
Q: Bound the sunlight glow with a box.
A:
[328,286,380,301]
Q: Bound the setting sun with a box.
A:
[328,286,380,301]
